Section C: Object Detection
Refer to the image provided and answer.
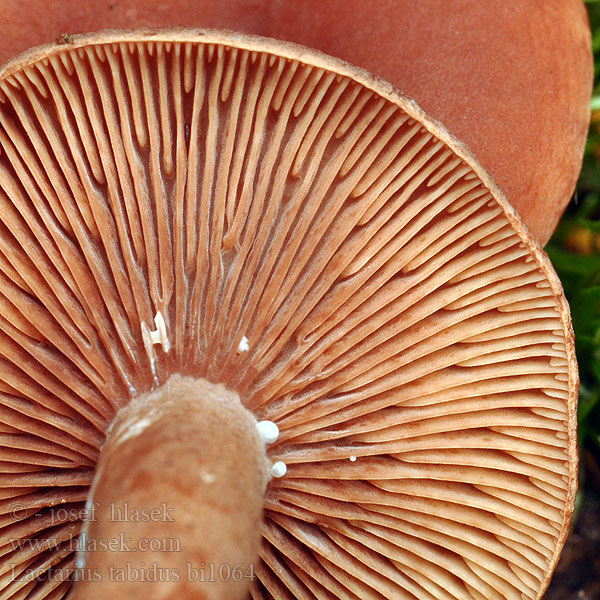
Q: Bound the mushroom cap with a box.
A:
[0,0,593,245]
[0,29,578,600]
[272,0,593,246]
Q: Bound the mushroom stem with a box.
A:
[71,375,270,599]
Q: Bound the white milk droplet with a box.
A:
[270,461,287,478]
[257,420,279,444]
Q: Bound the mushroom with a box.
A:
[0,29,578,599]
[0,0,592,245]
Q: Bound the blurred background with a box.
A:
[545,2,600,598]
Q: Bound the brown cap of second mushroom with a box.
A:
[0,0,592,245]
[0,30,578,600]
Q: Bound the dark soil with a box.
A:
[545,461,600,600]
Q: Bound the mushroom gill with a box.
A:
[0,30,577,600]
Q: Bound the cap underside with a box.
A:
[0,31,577,600]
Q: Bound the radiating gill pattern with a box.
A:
[0,37,576,599]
